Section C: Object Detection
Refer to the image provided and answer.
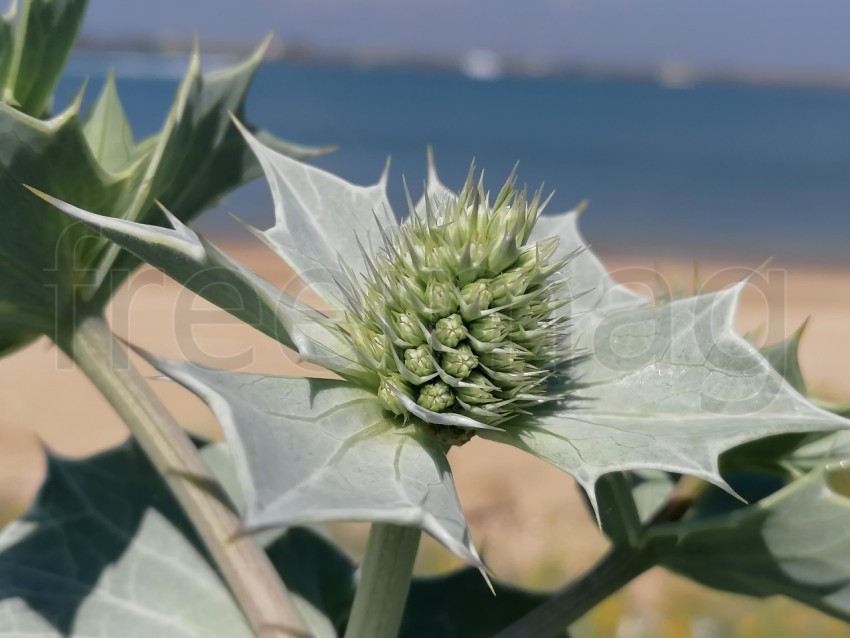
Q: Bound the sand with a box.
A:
[1,243,849,624]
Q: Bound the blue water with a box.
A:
[56,54,850,264]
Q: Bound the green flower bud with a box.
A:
[353,327,391,366]
[434,313,467,347]
[515,237,559,271]
[455,373,496,404]
[442,343,478,378]
[469,313,507,343]
[404,344,436,376]
[481,344,527,371]
[487,234,521,274]
[466,241,487,268]
[424,280,458,319]
[491,270,527,306]
[418,381,455,412]
[424,245,454,272]
[488,201,524,239]
[460,280,492,320]
[378,376,413,415]
[508,304,539,329]
[393,311,425,346]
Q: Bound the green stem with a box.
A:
[344,523,421,638]
[494,546,654,638]
[645,475,709,526]
[57,314,305,638]
[494,474,708,638]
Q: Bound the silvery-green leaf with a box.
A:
[487,281,849,516]
[760,320,808,395]
[532,209,646,333]
[0,441,257,638]
[0,101,116,356]
[86,44,326,309]
[30,191,367,380]
[233,119,392,307]
[413,148,455,217]
[721,322,824,476]
[82,70,135,172]
[197,445,553,637]
[0,438,366,638]
[0,32,322,356]
[121,43,324,229]
[146,356,482,566]
[651,466,850,622]
[189,444,350,636]
[2,0,88,116]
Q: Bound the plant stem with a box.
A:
[344,523,421,638]
[495,474,709,638]
[58,313,305,638]
[494,546,654,638]
[645,475,709,526]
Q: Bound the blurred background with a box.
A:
[69,0,850,263]
[4,1,850,636]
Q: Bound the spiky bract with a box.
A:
[342,173,573,439]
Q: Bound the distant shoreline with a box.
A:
[74,36,850,93]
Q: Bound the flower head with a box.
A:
[341,174,570,438]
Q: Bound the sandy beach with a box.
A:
[2,242,849,631]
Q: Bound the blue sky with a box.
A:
[83,1,850,73]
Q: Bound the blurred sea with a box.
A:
[57,53,850,264]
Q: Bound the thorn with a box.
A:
[426,145,438,182]
[464,159,477,190]
[191,31,201,60]
[154,200,182,229]
[68,78,89,115]
[402,176,417,214]
[716,478,748,505]
[228,111,249,134]
[536,189,556,219]
[251,33,275,64]
[480,566,496,596]
[575,199,590,215]
[692,260,702,295]
[794,315,812,339]
[752,256,775,277]
[379,155,391,188]
[23,184,49,201]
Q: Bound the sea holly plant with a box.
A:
[23,112,850,637]
[0,0,325,635]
